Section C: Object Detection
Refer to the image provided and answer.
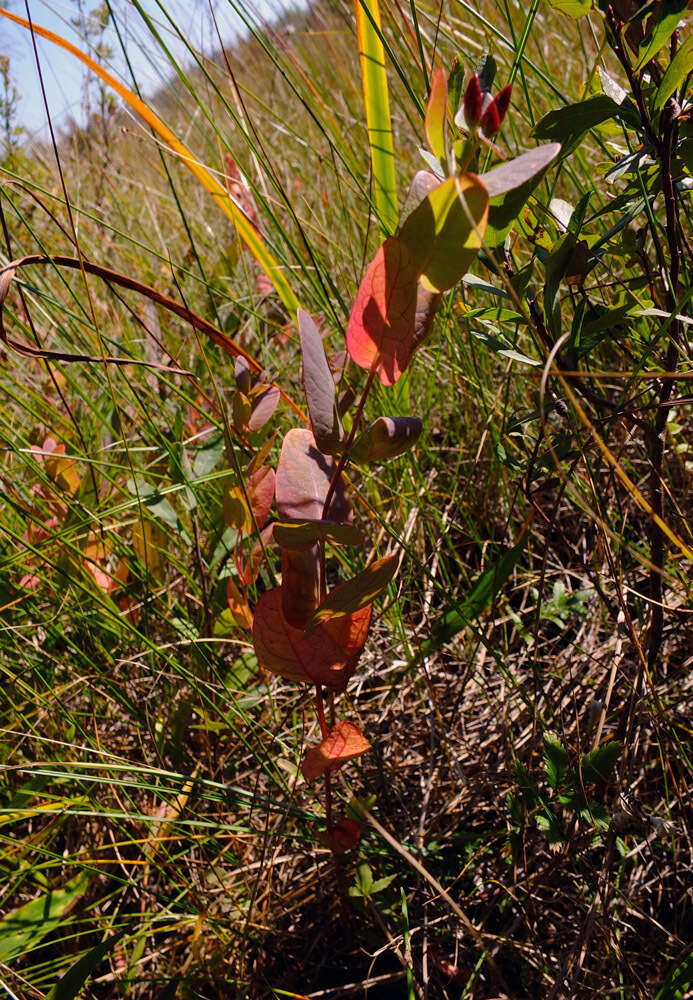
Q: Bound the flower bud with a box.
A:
[463,73,482,129]
[480,83,512,137]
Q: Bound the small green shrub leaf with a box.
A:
[0,872,89,963]
[543,731,569,790]
[579,740,622,785]
[547,0,591,16]
[533,95,638,146]
[636,0,690,69]
[654,33,693,110]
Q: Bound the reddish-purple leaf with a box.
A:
[247,384,279,432]
[346,237,418,386]
[478,143,561,199]
[425,66,448,162]
[275,428,352,523]
[350,416,423,465]
[301,721,371,781]
[252,587,372,689]
[306,554,398,631]
[298,308,344,455]
[281,544,320,628]
[234,355,251,394]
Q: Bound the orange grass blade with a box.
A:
[0,8,299,318]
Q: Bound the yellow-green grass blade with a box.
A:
[354,0,398,234]
[0,7,299,319]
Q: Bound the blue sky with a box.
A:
[2,1,296,140]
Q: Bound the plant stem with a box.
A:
[321,367,377,519]
[314,685,333,833]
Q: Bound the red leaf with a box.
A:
[247,465,275,529]
[317,816,361,853]
[346,236,418,386]
[301,720,371,781]
[275,428,352,523]
[252,587,371,689]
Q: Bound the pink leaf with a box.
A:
[301,721,371,781]
[346,237,418,386]
[275,428,351,523]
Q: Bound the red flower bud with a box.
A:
[480,83,512,138]
[463,73,483,129]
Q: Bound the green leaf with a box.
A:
[654,33,693,110]
[656,949,693,1000]
[543,732,569,790]
[420,537,525,655]
[636,0,690,70]
[578,740,622,785]
[533,95,638,147]
[306,554,398,630]
[46,931,125,1000]
[0,872,89,963]
[546,0,591,15]
[355,0,398,233]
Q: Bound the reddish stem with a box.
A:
[321,367,377,520]
[314,684,333,833]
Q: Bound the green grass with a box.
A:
[0,1,691,997]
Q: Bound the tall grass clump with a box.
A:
[0,0,691,997]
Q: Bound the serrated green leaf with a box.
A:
[543,732,569,790]
[579,740,622,784]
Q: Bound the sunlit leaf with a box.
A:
[346,236,418,386]
[636,0,689,69]
[273,519,364,550]
[354,0,398,232]
[307,554,398,630]
[252,587,371,689]
[654,32,693,110]
[546,0,591,16]
[226,576,253,630]
[275,428,352,522]
[479,144,562,199]
[350,416,423,464]
[398,175,489,292]
[0,872,89,963]
[298,309,344,455]
[425,66,448,162]
[301,720,371,781]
